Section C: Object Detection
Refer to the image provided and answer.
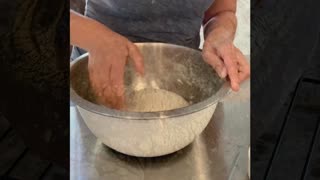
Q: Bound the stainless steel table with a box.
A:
[70,79,250,180]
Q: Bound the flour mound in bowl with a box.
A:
[126,89,189,112]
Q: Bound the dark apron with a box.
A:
[71,0,213,60]
[251,0,320,178]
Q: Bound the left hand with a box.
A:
[202,28,250,91]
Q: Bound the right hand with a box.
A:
[87,26,144,109]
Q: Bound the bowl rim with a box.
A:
[70,42,231,120]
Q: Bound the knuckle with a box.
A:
[245,71,250,77]
[136,55,143,62]
[228,65,237,72]
[209,61,219,68]
[244,64,250,72]
[131,44,139,52]
[216,46,225,55]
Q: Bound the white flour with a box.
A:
[126,88,189,112]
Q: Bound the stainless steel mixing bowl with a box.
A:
[70,43,230,157]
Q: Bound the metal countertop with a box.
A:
[70,79,250,180]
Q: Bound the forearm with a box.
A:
[203,0,237,42]
[70,10,114,51]
[204,12,237,41]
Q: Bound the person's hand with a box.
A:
[202,26,250,91]
[87,26,144,109]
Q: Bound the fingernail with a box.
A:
[220,67,227,78]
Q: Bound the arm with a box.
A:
[70,10,144,108]
[203,0,237,41]
[70,10,118,51]
[70,10,95,50]
[202,0,249,91]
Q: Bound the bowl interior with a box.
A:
[70,43,225,111]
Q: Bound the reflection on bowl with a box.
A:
[70,43,230,157]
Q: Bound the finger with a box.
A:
[235,48,250,82]
[110,62,125,96]
[95,75,111,105]
[102,90,124,109]
[128,43,145,76]
[218,44,239,91]
[238,64,250,83]
[88,57,106,99]
[108,60,126,108]
[238,71,249,83]
[202,49,227,78]
[235,47,250,70]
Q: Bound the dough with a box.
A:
[126,88,189,112]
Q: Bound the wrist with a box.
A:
[204,11,237,40]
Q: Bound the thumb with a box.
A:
[128,43,145,75]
